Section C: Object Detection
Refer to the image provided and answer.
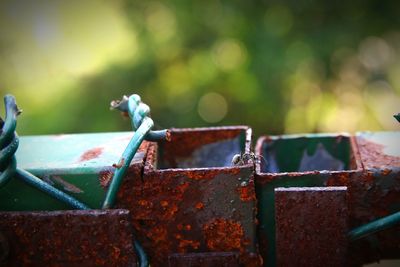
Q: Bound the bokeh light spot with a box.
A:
[359,37,393,71]
[145,2,176,43]
[212,39,247,71]
[198,92,228,123]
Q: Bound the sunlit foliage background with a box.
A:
[1,0,399,137]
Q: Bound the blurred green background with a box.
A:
[1,0,400,137]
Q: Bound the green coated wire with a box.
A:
[1,94,150,265]
[0,95,89,209]
[16,168,89,210]
[103,94,169,267]
[102,117,153,209]
[348,113,400,240]
[349,210,400,241]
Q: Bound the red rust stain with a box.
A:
[51,175,84,193]
[111,245,121,259]
[381,169,392,176]
[195,202,204,210]
[326,172,350,187]
[178,239,200,252]
[357,137,400,169]
[166,204,179,218]
[236,181,256,202]
[146,225,168,244]
[160,200,169,207]
[185,224,192,231]
[177,223,184,231]
[203,218,245,252]
[99,170,113,189]
[79,147,103,162]
[0,210,135,266]
[177,181,190,192]
[175,233,183,239]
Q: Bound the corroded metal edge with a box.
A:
[0,209,137,267]
[168,251,240,267]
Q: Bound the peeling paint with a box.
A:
[79,147,103,162]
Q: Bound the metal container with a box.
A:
[255,133,362,266]
[123,126,261,266]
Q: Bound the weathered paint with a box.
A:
[0,132,149,210]
[254,133,362,266]
[116,127,261,267]
[348,132,400,266]
[356,131,400,168]
[275,187,348,267]
[0,209,137,267]
[168,252,240,267]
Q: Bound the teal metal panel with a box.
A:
[17,132,143,174]
[0,132,147,211]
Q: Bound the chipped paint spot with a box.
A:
[79,147,103,162]
[99,170,113,189]
[358,137,400,169]
[51,176,83,193]
[236,181,256,202]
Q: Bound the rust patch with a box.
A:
[381,169,392,176]
[195,202,204,210]
[51,176,83,193]
[237,180,256,202]
[203,218,245,252]
[178,239,200,251]
[168,252,240,267]
[0,209,136,267]
[357,137,400,169]
[115,131,259,267]
[79,147,103,162]
[99,170,114,189]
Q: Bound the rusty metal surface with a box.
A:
[356,131,400,169]
[347,132,400,266]
[168,252,240,267]
[256,132,400,266]
[116,127,261,267]
[0,209,137,267]
[275,187,348,267]
[254,134,361,266]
